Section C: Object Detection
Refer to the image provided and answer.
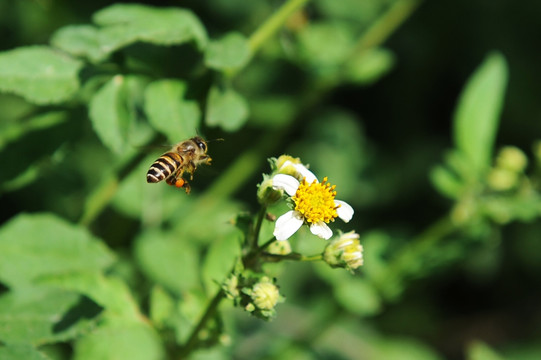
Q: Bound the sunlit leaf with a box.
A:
[204,32,251,71]
[0,345,51,360]
[89,75,130,154]
[0,287,98,345]
[144,79,200,143]
[453,52,508,176]
[0,46,82,104]
[51,25,104,63]
[93,4,207,51]
[74,322,164,360]
[206,85,249,132]
[0,213,115,288]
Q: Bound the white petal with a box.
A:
[272,174,300,196]
[273,210,304,241]
[293,164,317,183]
[310,222,333,239]
[335,200,354,223]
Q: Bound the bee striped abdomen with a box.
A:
[146,152,183,183]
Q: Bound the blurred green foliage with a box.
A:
[1,0,541,359]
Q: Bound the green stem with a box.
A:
[263,252,322,262]
[179,288,226,358]
[353,0,422,54]
[248,0,311,54]
[251,206,268,249]
[258,237,277,252]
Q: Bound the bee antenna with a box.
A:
[207,138,224,143]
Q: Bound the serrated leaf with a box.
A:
[89,75,130,154]
[204,32,251,71]
[0,213,115,288]
[144,79,200,143]
[0,345,51,360]
[453,52,508,176]
[74,322,165,360]
[51,25,105,63]
[37,273,141,322]
[92,4,207,55]
[206,85,249,132]
[0,287,99,345]
[0,46,82,104]
[345,47,395,85]
[134,230,200,296]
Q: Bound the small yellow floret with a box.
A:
[293,177,339,224]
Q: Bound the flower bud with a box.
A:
[257,174,283,205]
[222,275,240,300]
[323,231,364,271]
[487,168,519,191]
[251,277,281,311]
[495,146,528,173]
[267,239,292,255]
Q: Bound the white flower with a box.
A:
[272,171,354,241]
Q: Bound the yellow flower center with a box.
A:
[293,177,339,224]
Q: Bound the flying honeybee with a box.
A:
[146,136,211,194]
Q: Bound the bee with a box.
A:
[146,136,211,194]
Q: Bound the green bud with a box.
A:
[323,231,364,271]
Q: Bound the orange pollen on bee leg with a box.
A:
[292,176,339,224]
[175,178,186,188]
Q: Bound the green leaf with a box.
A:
[36,273,141,322]
[0,111,67,152]
[89,75,130,154]
[201,231,241,292]
[206,85,249,132]
[112,154,189,221]
[144,79,200,143]
[92,4,207,55]
[135,230,200,295]
[467,341,505,360]
[0,46,82,105]
[0,213,115,288]
[0,345,51,360]
[204,32,251,71]
[429,165,464,199]
[149,286,175,328]
[0,287,98,345]
[51,25,105,63]
[74,322,165,360]
[344,47,395,85]
[333,278,381,316]
[453,52,508,176]
[297,21,355,68]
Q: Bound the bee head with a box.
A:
[192,136,208,153]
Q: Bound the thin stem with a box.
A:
[262,252,322,262]
[353,0,422,54]
[251,206,268,249]
[258,236,277,252]
[248,0,310,54]
[179,288,226,358]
